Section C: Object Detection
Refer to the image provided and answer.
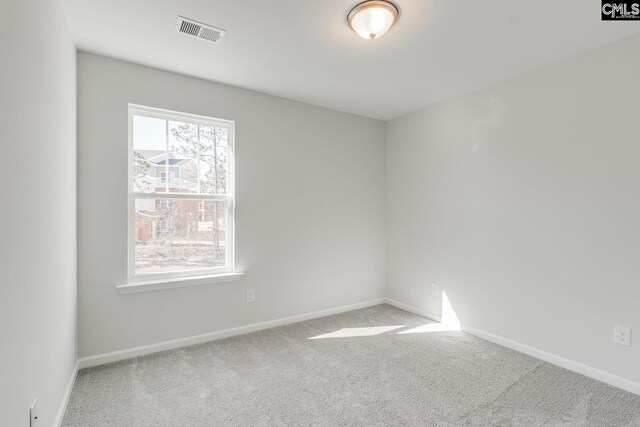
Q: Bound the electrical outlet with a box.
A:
[30,399,38,427]
[246,289,255,303]
[614,325,631,347]
[431,282,439,297]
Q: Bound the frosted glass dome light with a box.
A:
[347,1,399,40]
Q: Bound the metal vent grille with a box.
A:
[175,16,226,44]
[199,26,223,43]
[179,20,201,36]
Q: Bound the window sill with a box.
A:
[117,272,244,294]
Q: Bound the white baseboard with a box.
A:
[78,298,386,369]
[385,297,640,396]
[55,360,79,427]
[384,297,441,322]
[463,325,640,396]
[76,295,640,396]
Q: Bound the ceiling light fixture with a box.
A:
[347,0,399,40]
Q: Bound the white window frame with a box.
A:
[127,104,236,284]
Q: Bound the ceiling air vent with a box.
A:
[175,16,226,44]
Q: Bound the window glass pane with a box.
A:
[134,198,227,275]
[168,121,199,193]
[133,114,228,195]
[168,122,228,195]
[198,125,228,195]
[132,115,167,193]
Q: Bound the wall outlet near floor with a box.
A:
[30,399,38,427]
[246,289,255,303]
[431,282,439,297]
[614,325,631,347]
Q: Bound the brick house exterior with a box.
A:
[135,152,225,245]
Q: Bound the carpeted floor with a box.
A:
[63,304,640,426]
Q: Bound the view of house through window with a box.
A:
[129,105,234,277]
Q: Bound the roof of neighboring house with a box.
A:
[147,152,191,166]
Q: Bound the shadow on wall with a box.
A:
[308,291,461,339]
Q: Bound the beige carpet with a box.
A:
[63,304,640,426]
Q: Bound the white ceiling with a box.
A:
[62,0,640,120]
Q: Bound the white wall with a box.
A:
[0,1,77,425]
[77,53,386,357]
[387,34,640,384]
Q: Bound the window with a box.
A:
[160,171,176,184]
[158,199,175,209]
[129,105,235,280]
[198,201,205,222]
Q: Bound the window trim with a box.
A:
[117,272,244,294]
[127,104,236,285]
